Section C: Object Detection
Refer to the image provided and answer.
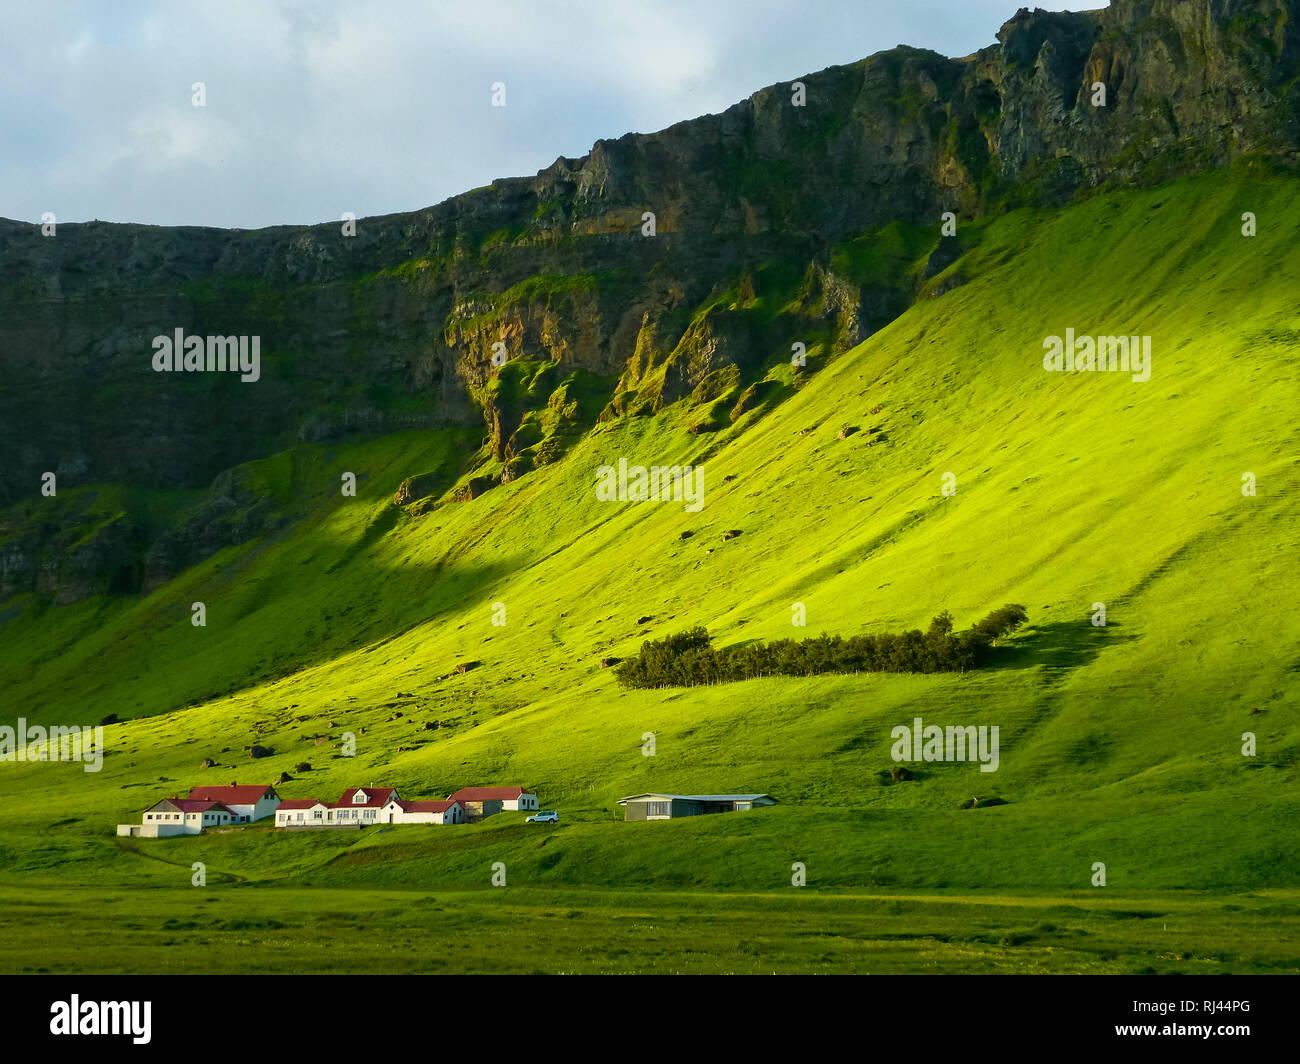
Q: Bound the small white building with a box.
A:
[274,799,332,828]
[188,782,281,823]
[119,797,238,837]
[379,799,465,825]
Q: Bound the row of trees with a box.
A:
[613,605,1028,689]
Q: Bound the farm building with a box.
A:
[124,781,536,835]
[618,793,777,821]
[274,788,445,829]
[330,786,400,826]
[274,799,333,828]
[379,799,466,824]
[118,797,239,838]
[447,786,538,820]
[188,782,281,823]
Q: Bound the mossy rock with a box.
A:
[689,364,741,406]
[454,476,497,502]
[502,455,533,483]
[730,379,783,423]
[393,471,442,506]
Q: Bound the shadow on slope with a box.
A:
[985,621,1138,675]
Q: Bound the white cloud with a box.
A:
[0,0,1108,227]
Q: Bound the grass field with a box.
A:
[4,883,1298,975]
[1,162,1297,974]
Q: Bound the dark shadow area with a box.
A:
[982,621,1138,674]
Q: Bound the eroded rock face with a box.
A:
[1,0,1296,602]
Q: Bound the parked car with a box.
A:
[526,810,559,824]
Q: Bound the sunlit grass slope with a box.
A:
[1,164,1297,908]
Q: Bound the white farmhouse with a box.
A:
[119,797,238,837]
[379,798,465,825]
[329,786,399,827]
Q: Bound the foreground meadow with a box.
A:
[3,882,1297,975]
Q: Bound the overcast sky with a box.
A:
[0,1,1107,229]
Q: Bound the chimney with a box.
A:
[230,780,237,786]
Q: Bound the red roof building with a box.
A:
[446,786,538,817]
[189,782,278,805]
[186,781,280,823]
[398,800,461,814]
[153,797,236,815]
[448,786,531,802]
[135,796,239,835]
[338,786,398,808]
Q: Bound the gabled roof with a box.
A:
[277,799,326,811]
[189,783,276,805]
[399,800,462,814]
[339,786,398,808]
[617,793,776,804]
[448,786,532,802]
[148,797,236,815]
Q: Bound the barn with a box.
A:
[618,793,777,821]
[187,782,281,823]
[447,786,538,820]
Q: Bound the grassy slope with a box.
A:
[1,165,1298,971]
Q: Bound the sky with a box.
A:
[0,1,1108,229]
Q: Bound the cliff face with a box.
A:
[2,0,1297,601]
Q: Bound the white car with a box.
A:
[525,811,559,823]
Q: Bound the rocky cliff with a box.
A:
[1,0,1297,601]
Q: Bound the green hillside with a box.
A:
[1,163,1298,973]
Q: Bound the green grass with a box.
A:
[1,165,1297,972]
[1,882,1294,974]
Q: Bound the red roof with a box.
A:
[400,800,462,814]
[151,798,235,814]
[338,786,398,808]
[189,783,276,805]
[278,799,325,810]
[448,786,532,802]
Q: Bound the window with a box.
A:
[646,801,671,817]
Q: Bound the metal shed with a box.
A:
[618,793,776,821]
